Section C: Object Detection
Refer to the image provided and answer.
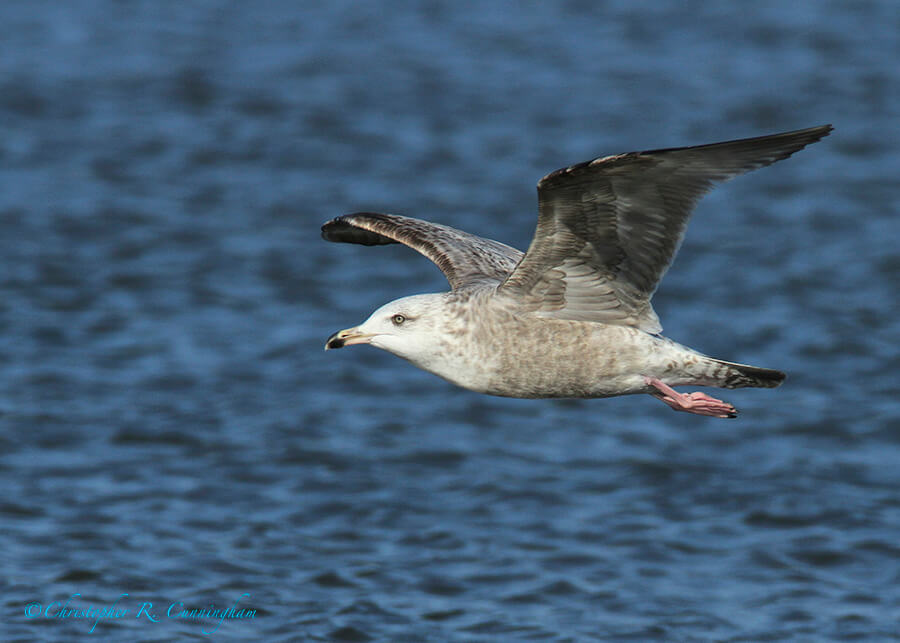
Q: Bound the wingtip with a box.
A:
[799,123,834,141]
[320,212,406,247]
[320,213,367,237]
[320,215,345,241]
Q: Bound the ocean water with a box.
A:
[2,1,899,641]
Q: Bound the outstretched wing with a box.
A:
[499,124,833,333]
[322,212,523,290]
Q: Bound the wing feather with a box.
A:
[499,125,833,332]
[322,212,523,290]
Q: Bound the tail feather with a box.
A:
[712,359,786,389]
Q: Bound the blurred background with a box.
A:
[2,1,898,640]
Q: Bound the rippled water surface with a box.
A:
[2,2,899,641]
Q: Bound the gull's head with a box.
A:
[325,293,449,364]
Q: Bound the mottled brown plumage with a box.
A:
[322,125,832,417]
[322,212,522,289]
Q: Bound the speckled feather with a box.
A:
[500,124,834,333]
[322,126,831,407]
[322,212,522,289]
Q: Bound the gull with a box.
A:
[323,125,831,418]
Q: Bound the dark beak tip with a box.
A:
[325,331,345,350]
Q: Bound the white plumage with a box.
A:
[324,125,832,418]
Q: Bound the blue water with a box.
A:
[2,2,899,641]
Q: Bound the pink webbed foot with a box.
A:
[643,377,737,419]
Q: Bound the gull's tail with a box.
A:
[708,358,786,389]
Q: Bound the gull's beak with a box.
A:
[325,326,373,350]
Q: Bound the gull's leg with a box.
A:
[643,377,737,419]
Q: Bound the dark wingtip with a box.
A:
[320,215,350,242]
[321,213,397,246]
[320,217,339,240]
[791,123,834,146]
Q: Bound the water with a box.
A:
[2,1,898,640]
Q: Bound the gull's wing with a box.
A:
[322,212,523,290]
[498,125,833,333]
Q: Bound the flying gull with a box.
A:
[323,125,832,418]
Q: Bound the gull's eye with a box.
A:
[391,314,406,326]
